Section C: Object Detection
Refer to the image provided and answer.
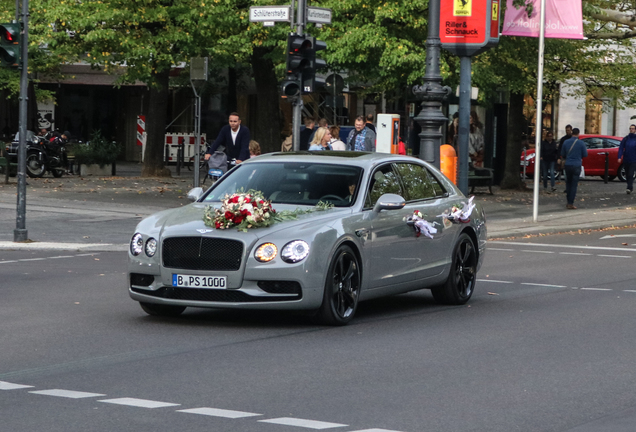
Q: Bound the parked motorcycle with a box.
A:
[26,135,68,178]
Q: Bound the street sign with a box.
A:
[439,0,500,56]
[249,6,291,22]
[307,7,332,24]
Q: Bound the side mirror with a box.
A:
[373,193,406,212]
[187,187,203,202]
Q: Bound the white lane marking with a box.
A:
[178,407,261,418]
[600,234,636,239]
[581,288,612,291]
[49,255,75,259]
[623,290,636,293]
[0,381,33,390]
[487,248,514,251]
[477,279,513,284]
[75,253,100,257]
[259,417,348,429]
[597,254,632,259]
[349,429,404,432]
[521,283,567,288]
[0,260,18,264]
[18,258,47,261]
[521,250,555,254]
[98,397,179,408]
[559,252,592,256]
[30,389,105,399]
[490,241,636,252]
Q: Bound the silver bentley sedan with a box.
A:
[128,152,487,325]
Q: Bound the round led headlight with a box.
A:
[130,233,143,256]
[255,243,278,262]
[145,238,157,257]
[281,240,310,263]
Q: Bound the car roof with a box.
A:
[579,134,622,140]
[244,151,427,169]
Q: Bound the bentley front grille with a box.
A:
[162,237,243,271]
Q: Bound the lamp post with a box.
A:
[413,0,450,169]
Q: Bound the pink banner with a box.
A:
[502,0,584,39]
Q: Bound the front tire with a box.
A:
[26,153,46,178]
[139,302,186,317]
[431,233,477,305]
[316,245,361,326]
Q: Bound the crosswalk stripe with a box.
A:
[259,417,348,429]
[99,397,179,408]
[177,407,261,418]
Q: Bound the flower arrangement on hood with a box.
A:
[438,196,476,224]
[203,190,333,232]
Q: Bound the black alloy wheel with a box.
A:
[617,164,635,182]
[317,245,361,326]
[431,233,477,305]
[26,153,46,178]
[139,302,186,317]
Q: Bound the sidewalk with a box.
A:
[0,162,635,250]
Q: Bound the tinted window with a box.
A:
[394,163,443,201]
[202,162,363,208]
[604,139,620,148]
[366,164,402,207]
[583,138,602,149]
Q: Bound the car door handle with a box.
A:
[355,228,369,237]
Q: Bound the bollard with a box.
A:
[176,144,182,177]
[165,144,170,165]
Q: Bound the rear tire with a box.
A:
[431,233,477,305]
[139,302,186,317]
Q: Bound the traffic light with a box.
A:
[280,76,301,98]
[300,37,327,94]
[0,23,20,68]
[286,33,311,76]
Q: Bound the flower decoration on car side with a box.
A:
[439,196,476,224]
[203,190,334,232]
[404,210,439,239]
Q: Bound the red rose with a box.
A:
[240,209,251,216]
[215,221,221,229]
[244,197,251,203]
[229,196,239,203]
[259,200,264,204]
[224,211,234,220]
[233,215,244,224]
[252,202,258,208]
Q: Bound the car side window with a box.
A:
[604,139,620,148]
[584,138,602,149]
[394,163,442,201]
[365,164,403,208]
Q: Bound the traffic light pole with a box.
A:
[14,0,28,242]
[291,0,306,151]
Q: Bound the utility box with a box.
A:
[376,114,400,154]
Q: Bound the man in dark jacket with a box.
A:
[299,118,315,151]
[540,131,559,192]
[205,112,250,163]
[618,124,636,194]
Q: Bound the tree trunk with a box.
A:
[141,68,171,177]
[251,46,282,154]
[228,67,238,114]
[500,91,526,189]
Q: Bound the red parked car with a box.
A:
[520,134,630,181]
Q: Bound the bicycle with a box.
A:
[187,142,210,172]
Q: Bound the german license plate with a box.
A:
[520,161,529,166]
[172,274,227,288]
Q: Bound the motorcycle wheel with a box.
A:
[26,153,46,178]
[52,169,64,178]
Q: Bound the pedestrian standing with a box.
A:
[328,126,346,150]
[299,118,315,151]
[561,128,587,209]
[347,116,376,152]
[365,114,376,134]
[540,131,559,192]
[557,124,573,189]
[618,124,636,194]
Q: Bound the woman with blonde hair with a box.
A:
[249,140,261,157]
[308,127,332,151]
